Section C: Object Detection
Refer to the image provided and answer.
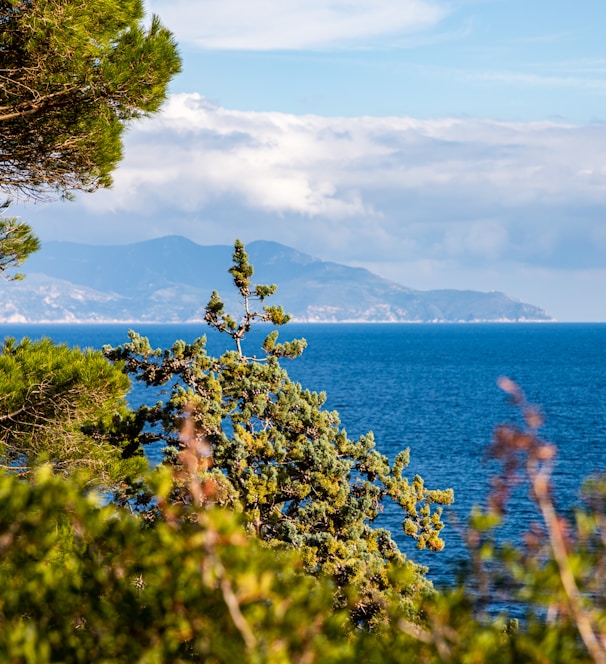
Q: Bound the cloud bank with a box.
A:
[76,93,606,271]
[147,0,448,50]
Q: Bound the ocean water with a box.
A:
[2,322,605,589]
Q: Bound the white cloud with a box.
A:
[93,94,382,218]
[441,220,509,259]
[75,94,606,271]
[147,0,448,50]
[150,96,606,205]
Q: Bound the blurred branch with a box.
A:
[495,377,606,664]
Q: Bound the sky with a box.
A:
[15,0,606,321]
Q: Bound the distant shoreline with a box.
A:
[12,319,606,327]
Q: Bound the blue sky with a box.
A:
[16,0,606,320]
[166,0,606,122]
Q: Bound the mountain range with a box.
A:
[0,236,554,323]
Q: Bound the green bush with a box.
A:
[0,466,355,663]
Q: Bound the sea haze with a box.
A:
[2,322,604,589]
[0,237,553,323]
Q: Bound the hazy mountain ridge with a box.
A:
[0,237,554,323]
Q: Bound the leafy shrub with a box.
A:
[0,466,353,663]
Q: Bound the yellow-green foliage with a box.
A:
[0,467,355,663]
[1,463,604,663]
[105,241,454,627]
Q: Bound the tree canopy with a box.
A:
[0,357,603,662]
[0,466,355,663]
[0,0,181,200]
[0,336,146,486]
[0,201,39,279]
[105,240,454,626]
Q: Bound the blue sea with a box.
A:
[2,322,605,589]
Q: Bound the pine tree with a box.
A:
[0,466,356,663]
[0,201,39,280]
[106,240,454,625]
[0,337,146,486]
[0,0,181,200]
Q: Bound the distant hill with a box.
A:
[0,236,554,323]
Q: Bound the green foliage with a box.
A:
[0,201,40,280]
[106,241,454,626]
[0,337,146,485]
[0,0,181,200]
[0,271,604,660]
[0,466,355,663]
[2,436,604,663]
[204,239,293,357]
